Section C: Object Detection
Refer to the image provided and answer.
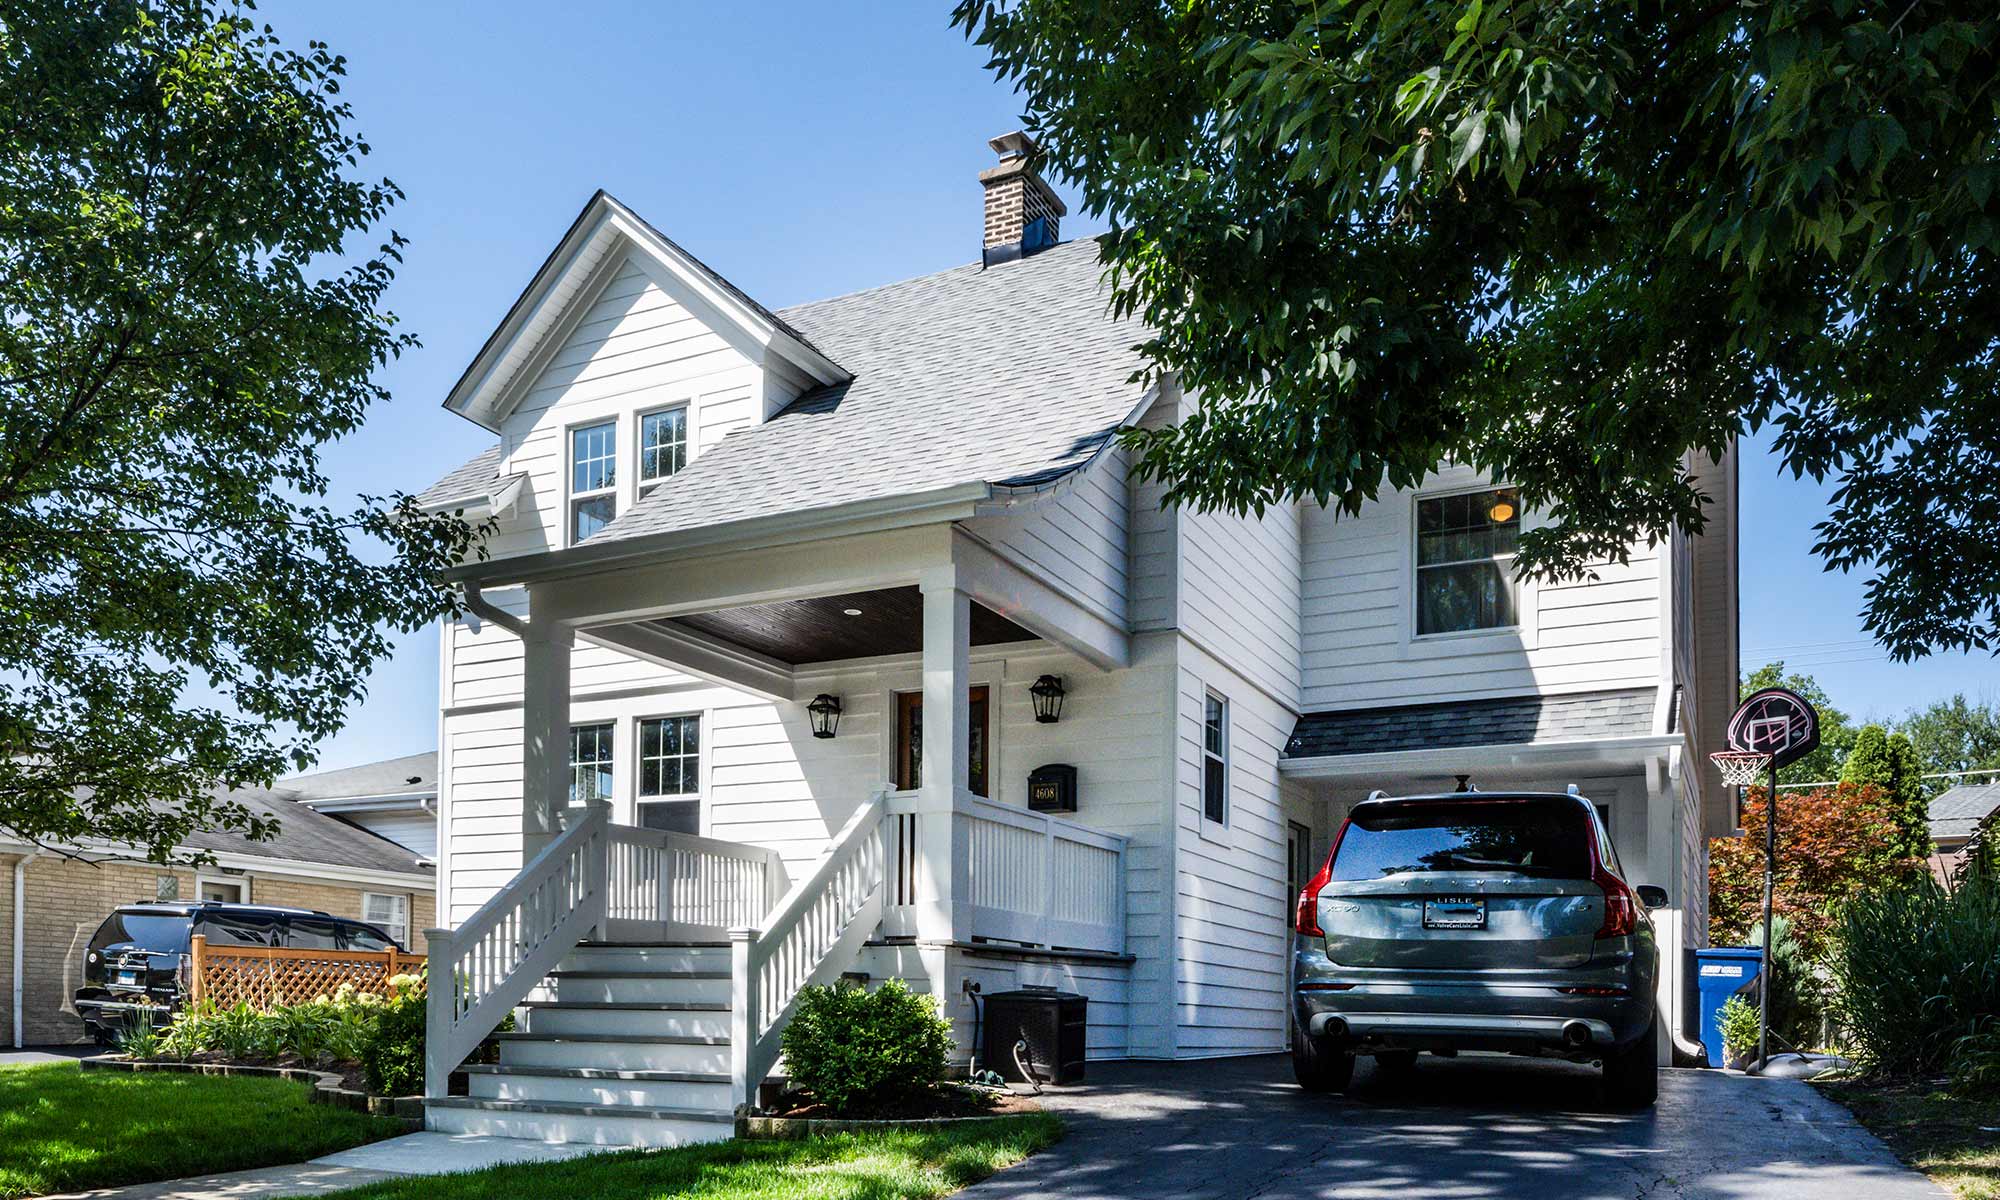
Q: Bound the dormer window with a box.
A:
[638,405,687,494]
[569,420,616,543]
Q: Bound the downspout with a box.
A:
[12,851,35,1049]
[462,581,529,639]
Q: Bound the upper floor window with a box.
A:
[1202,693,1228,825]
[637,714,701,834]
[569,722,613,804]
[569,420,617,543]
[1416,487,1520,635]
[638,406,688,494]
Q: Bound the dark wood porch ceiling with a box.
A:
[661,586,1038,666]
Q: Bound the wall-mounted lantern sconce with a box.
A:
[807,693,843,739]
[1030,674,1066,724]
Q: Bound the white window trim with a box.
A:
[568,720,616,806]
[633,709,707,834]
[635,400,693,497]
[1402,480,1540,653]
[1200,689,1230,832]
[362,891,412,946]
[566,417,619,546]
[194,873,247,904]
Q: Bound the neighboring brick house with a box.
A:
[2,759,435,1047]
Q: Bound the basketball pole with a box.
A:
[1758,756,1778,1071]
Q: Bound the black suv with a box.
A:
[74,901,406,1044]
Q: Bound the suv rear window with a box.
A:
[1333,798,1592,881]
[89,912,190,954]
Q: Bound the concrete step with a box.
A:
[568,943,730,973]
[550,969,730,1005]
[496,1031,731,1074]
[524,1001,730,1040]
[464,1063,731,1110]
[425,1095,733,1148]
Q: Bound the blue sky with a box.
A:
[275,2,1991,772]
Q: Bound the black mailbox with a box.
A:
[984,986,1087,1085]
[1028,763,1077,813]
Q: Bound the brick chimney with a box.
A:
[980,131,1066,265]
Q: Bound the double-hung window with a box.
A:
[569,420,617,543]
[638,406,687,495]
[1202,693,1229,825]
[362,892,411,947]
[1415,487,1521,636]
[569,722,614,805]
[637,714,701,834]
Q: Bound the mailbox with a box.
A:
[1028,763,1077,813]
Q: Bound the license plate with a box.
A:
[1423,896,1486,930]
[115,970,139,986]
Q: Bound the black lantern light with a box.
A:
[806,693,842,739]
[1030,674,1066,724]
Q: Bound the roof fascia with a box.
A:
[1279,733,1684,780]
[0,836,432,890]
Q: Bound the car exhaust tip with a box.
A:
[1561,1020,1593,1048]
[1312,1014,1348,1040]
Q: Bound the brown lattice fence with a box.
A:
[188,934,425,1009]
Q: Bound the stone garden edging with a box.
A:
[736,1111,1038,1139]
[81,1054,424,1129]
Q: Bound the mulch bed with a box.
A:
[768,1085,1041,1120]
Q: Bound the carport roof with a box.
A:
[1283,688,1660,759]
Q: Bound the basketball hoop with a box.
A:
[1711,749,1773,789]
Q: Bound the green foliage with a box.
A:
[779,978,954,1114]
[0,1061,400,1199]
[1746,914,1826,1051]
[1829,874,2000,1079]
[1708,784,1915,957]
[114,1008,163,1059]
[358,978,426,1097]
[0,0,480,858]
[1718,996,1761,1059]
[1950,1028,2000,1099]
[1742,663,1856,787]
[1843,726,1931,860]
[955,0,2000,660]
[1899,695,2000,793]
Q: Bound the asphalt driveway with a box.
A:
[963,1053,1943,1200]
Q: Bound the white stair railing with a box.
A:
[423,803,608,1098]
[729,791,888,1109]
[605,827,788,941]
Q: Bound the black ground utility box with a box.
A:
[984,986,1087,1085]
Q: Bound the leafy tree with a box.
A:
[1897,695,2000,792]
[1740,663,1854,787]
[1841,725,1930,859]
[955,0,2000,659]
[0,1,476,861]
[1708,784,1914,959]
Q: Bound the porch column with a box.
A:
[917,568,971,943]
[520,611,575,861]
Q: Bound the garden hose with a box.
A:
[1012,1038,1042,1095]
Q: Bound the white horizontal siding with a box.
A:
[1127,391,1179,633]
[1299,465,1663,711]
[962,451,1130,632]
[342,811,437,860]
[1179,498,1301,711]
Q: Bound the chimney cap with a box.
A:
[988,130,1041,161]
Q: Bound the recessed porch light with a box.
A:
[842,608,863,616]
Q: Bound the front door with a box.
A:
[895,686,990,797]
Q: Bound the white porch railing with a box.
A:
[424,803,608,1099]
[605,826,787,941]
[882,790,1127,955]
[730,791,888,1108]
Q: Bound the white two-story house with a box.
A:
[413,132,1740,1146]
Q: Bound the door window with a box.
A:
[284,916,341,950]
[894,687,990,797]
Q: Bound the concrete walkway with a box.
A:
[959,1053,1946,1200]
[36,1133,625,1200]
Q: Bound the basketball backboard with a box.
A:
[1725,687,1821,769]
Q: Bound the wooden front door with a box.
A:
[895,686,990,797]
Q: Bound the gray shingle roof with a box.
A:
[1284,688,1659,759]
[170,781,432,876]
[1929,781,2000,843]
[416,444,510,511]
[280,752,436,803]
[420,237,1145,547]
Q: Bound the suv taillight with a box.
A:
[1295,820,1348,937]
[1592,861,1637,939]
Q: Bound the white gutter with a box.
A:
[1279,734,1685,780]
[12,851,34,1048]
[463,580,529,638]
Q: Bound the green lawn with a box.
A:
[0,1061,405,1199]
[1820,1081,2000,1200]
[313,1115,1064,1200]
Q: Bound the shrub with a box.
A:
[779,978,953,1113]
[1829,873,2000,1078]
[1709,783,1919,957]
[116,1009,162,1059]
[1745,914,1826,1050]
[1718,995,1761,1059]
[1949,1027,2000,1097]
[358,973,427,1097]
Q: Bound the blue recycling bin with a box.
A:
[1695,947,1764,1067]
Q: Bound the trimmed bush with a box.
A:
[779,978,954,1113]
[1829,874,2000,1078]
[358,974,426,1096]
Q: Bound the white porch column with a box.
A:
[521,611,575,861]
[916,568,971,943]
